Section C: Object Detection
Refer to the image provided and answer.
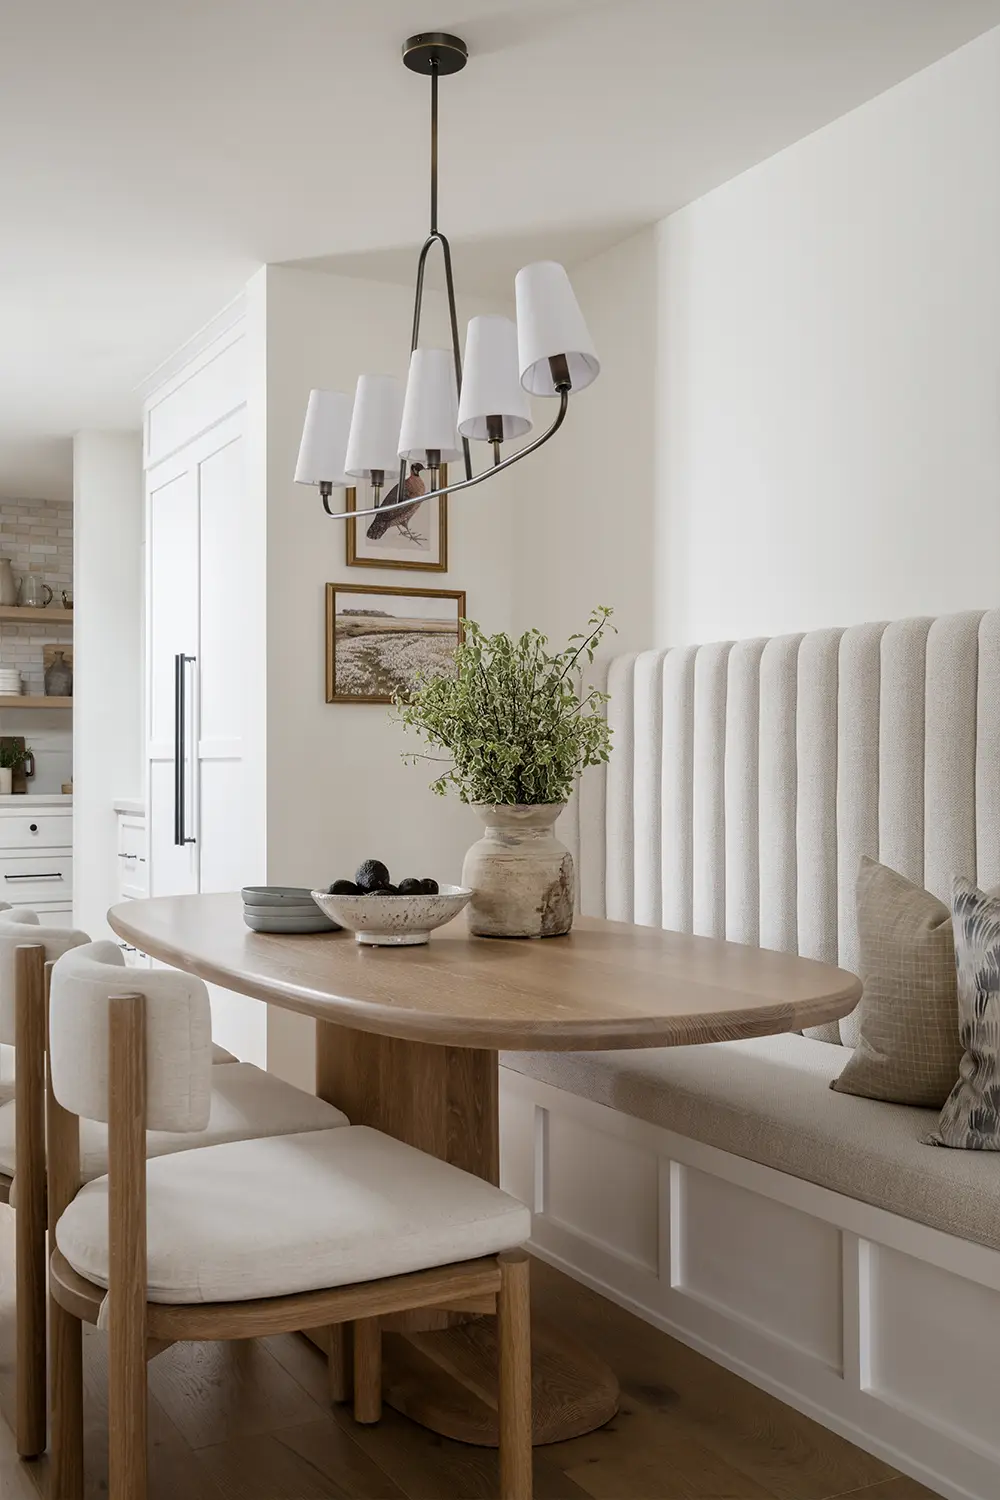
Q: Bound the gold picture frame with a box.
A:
[345,464,448,572]
[326,582,466,705]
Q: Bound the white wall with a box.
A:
[657,26,1000,644]
[512,228,659,655]
[251,265,517,1083]
[519,28,1000,653]
[73,430,143,939]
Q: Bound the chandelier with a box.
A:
[294,31,600,523]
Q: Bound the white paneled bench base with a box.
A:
[499,609,1000,1500]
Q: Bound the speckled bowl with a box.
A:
[310,885,472,946]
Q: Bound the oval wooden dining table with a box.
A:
[109,892,861,1448]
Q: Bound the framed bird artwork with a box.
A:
[345,462,448,572]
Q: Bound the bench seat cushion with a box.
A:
[501,1034,1000,1253]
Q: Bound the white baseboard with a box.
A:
[500,1067,1000,1500]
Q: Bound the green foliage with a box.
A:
[0,743,30,773]
[396,606,615,805]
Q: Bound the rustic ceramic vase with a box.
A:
[462,803,575,938]
[0,560,18,608]
[44,649,73,697]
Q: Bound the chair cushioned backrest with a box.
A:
[0,909,89,1047]
[49,941,213,1132]
[565,609,1000,1046]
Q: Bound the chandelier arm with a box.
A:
[438,230,474,481]
[325,389,569,521]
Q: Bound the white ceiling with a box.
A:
[3,0,1000,498]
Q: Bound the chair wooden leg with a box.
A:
[498,1251,533,1500]
[47,957,84,1495]
[353,1317,382,1424]
[108,993,148,1500]
[50,1297,84,1500]
[15,945,47,1459]
[328,1322,353,1404]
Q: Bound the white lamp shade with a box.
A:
[515,260,600,397]
[457,316,532,442]
[345,374,405,478]
[294,389,353,487]
[398,348,462,463]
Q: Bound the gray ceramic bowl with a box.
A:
[241,885,317,907]
[243,901,337,921]
[310,885,472,946]
[243,908,340,934]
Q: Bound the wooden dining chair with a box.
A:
[46,942,534,1500]
[0,903,44,1204]
[0,931,353,1464]
[0,913,92,1460]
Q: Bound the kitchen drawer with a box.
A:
[118,817,146,861]
[116,896,152,967]
[117,813,148,898]
[0,852,73,907]
[118,851,148,899]
[119,943,152,969]
[0,810,73,850]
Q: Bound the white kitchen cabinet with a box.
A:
[114,806,151,968]
[143,321,266,1062]
[0,802,73,919]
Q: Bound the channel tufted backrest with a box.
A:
[0,909,89,1047]
[565,609,1000,1046]
[49,942,213,1132]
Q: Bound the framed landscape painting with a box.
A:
[326,583,466,705]
[345,463,448,572]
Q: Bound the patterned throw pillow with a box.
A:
[927,879,1000,1150]
[832,858,964,1107]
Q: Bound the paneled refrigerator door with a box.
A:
[195,416,267,1063]
[146,453,199,897]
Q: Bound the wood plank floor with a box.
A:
[0,1206,942,1499]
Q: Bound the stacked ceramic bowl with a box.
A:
[241,886,340,934]
[0,667,23,696]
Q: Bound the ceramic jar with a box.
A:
[462,803,574,938]
[0,560,17,607]
[44,649,73,697]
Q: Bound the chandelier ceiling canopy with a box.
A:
[294,31,599,521]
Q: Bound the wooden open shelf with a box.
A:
[0,696,72,709]
[0,606,72,624]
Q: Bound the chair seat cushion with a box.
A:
[56,1125,531,1304]
[0,1062,349,1181]
[502,1034,1000,1252]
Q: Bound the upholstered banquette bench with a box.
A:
[499,609,1000,1500]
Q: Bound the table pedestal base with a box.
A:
[383,1314,619,1447]
[315,1024,618,1443]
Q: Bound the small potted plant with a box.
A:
[0,742,31,796]
[397,607,614,937]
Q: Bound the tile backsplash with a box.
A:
[0,497,73,792]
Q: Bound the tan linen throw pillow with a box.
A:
[831,857,964,1107]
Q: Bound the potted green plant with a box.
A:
[397,606,614,937]
[0,742,31,797]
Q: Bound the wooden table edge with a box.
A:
[107,899,861,1053]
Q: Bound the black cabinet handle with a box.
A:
[28,823,37,833]
[174,654,196,847]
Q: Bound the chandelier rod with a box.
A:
[396,55,474,498]
[320,387,569,519]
